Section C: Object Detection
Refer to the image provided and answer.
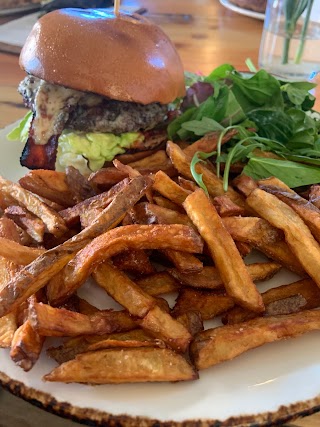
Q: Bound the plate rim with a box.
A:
[219,0,265,21]
[1,370,320,426]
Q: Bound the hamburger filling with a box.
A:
[10,75,169,173]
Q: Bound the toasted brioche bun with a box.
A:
[19,8,186,104]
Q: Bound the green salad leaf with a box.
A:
[168,62,320,189]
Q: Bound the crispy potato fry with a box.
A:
[169,262,282,290]
[261,184,320,244]
[19,170,74,208]
[235,241,252,257]
[128,150,171,170]
[138,305,192,352]
[65,166,96,203]
[223,278,320,324]
[5,205,45,242]
[247,188,320,288]
[0,237,44,265]
[0,312,17,348]
[309,184,320,209]
[10,319,44,371]
[60,177,130,226]
[213,196,245,217]
[161,249,203,273]
[63,224,203,300]
[29,302,136,337]
[175,311,203,337]
[173,288,235,320]
[130,202,193,227]
[191,309,320,370]
[178,177,198,192]
[136,272,180,296]
[183,129,238,158]
[0,175,67,237]
[0,217,23,243]
[153,196,185,213]
[44,347,198,384]
[112,250,155,275]
[153,171,191,205]
[93,262,156,318]
[222,216,284,246]
[166,141,245,208]
[258,177,293,192]
[47,329,159,364]
[232,174,258,197]
[184,189,264,312]
[254,240,305,275]
[113,159,141,179]
[0,176,151,317]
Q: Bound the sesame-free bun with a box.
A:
[19,8,186,104]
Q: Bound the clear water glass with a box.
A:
[259,0,320,81]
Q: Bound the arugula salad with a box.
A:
[168,63,320,190]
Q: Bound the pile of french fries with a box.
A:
[1,132,320,384]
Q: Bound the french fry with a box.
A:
[0,175,67,237]
[138,305,192,352]
[261,184,320,244]
[252,240,305,275]
[191,309,320,370]
[235,241,252,257]
[161,249,203,273]
[5,205,45,242]
[10,319,45,371]
[60,177,130,226]
[166,141,245,207]
[168,262,282,290]
[65,166,96,203]
[223,278,320,324]
[0,176,151,317]
[113,159,141,179]
[175,311,203,337]
[0,217,23,242]
[247,188,320,288]
[213,196,245,217]
[127,150,171,170]
[183,189,264,312]
[19,169,74,207]
[0,237,44,265]
[0,312,17,348]
[29,302,137,337]
[112,250,155,275]
[93,262,156,318]
[172,288,235,320]
[93,262,192,352]
[44,347,198,384]
[47,329,160,364]
[232,174,258,197]
[152,170,191,205]
[183,129,238,158]
[178,177,198,192]
[130,202,193,227]
[136,272,180,296]
[63,224,203,301]
[222,216,284,246]
[309,184,320,209]
[153,196,185,213]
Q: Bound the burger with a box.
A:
[9,8,186,174]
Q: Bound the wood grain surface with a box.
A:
[0,1,320,426]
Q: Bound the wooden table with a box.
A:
[0,1,319,426]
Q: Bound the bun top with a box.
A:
[19,8,186,104]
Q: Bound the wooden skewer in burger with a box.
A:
[14,4,185,174]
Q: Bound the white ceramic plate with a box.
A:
[0,121,320,426]
[219,0,265,21]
